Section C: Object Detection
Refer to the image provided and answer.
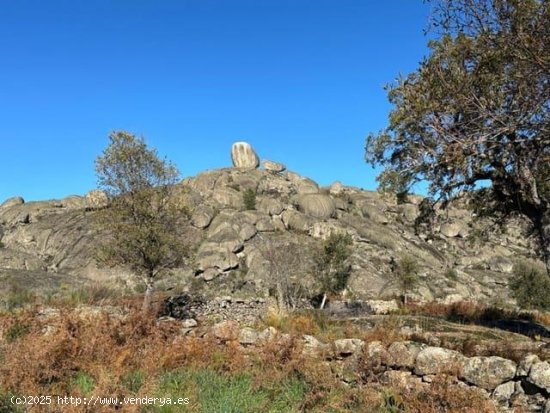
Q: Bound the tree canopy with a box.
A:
[366,0,550,273]
[95,131,187,311]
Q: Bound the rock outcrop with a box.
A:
[0,156,544,305]
[231,142,259,169]
[263,160,286,173]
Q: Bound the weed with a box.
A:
[380,390,406,412]
[121,369,145,393]
[71,372,95,395]
[5,323,31,343]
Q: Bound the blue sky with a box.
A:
[0,0,431,202]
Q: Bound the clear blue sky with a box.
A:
[0,0,431,202]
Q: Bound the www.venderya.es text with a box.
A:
[11,395,190,407]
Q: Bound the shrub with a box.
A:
[3,283,35,311]
[0,392,24,413]
[314,232,353,309]
[242,188,257,210]
[380,390,406,413]
[5,323,31,343]
[393,255,419,304]
[444,267,458,282]
[509,260,550,311]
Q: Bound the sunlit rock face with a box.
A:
[231,141,259,169]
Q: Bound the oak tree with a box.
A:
[366,0,550,273]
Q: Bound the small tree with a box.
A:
[95,131,187,313]
[314,232,353,309]
[242,188,257,210]
[256,235,308,314]
[392,255,420,305]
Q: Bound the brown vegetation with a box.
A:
[0,304,506,413]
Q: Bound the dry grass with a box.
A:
[403,300,550,326]
[0,304,501,413]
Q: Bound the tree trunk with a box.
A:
[142,277,155,314]
[541,210,550,276]
[320,293,328,310]
[276,281,288,315]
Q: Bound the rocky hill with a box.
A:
[0,143,544,306]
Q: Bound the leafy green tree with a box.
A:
[365,0,550,274]
[314,232,353,309]
[95,131,187,312]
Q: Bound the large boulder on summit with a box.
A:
[295,194,336,220]
[231,142,259,169]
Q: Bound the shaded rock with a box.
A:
[334,339,365,357]
[257,198,284,216]
[212,188,242,209]
[334,198,349,211]
[380,370,424,392]
[518,354,541,376]
[160,294,206,320]
[209,222,240,244]
[492,381,516,403]
[286,172,319,194]
[440,222,468,238]
[263,160,286,173]
[295,194,336,220]
[388,341,425,369]
[231,142,259,169]
[239,223,257,241]
[196,243,239,272]
[461,356,517,391]
[203,268,221,281]
[398,204,418,223]
[281,210,314,232]
[1,196,24,209]
[303,335,330,357]
[365,341,390,369]
[191,206,216,229]
[415,347,465,376]
[528,361,550,392]
[255,217,275,232]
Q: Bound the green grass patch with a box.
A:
[71,372,95,395]
[149,369,306,413]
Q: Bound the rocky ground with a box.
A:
[0,143,544,305]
